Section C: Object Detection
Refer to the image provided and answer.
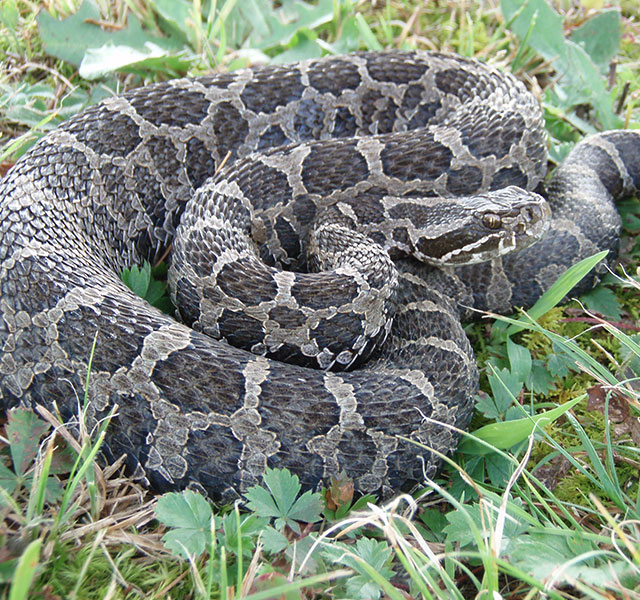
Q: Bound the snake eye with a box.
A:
[482,213,502,229]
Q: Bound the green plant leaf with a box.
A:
[443,499,529,548]
[155,490,213,558]
[546,344,573,378]
[121,263,150,299]
[502,0,620,128]
[0,463,18,497]
[506,338,532,383]
[505,250,609,335]
[250,0,335,49]
[569,8,621,71]
[245,468,322,533]
[323,538,394,600]
[6,408,49,478]
[8,539,41,600]
[487,367,523,417]
[37,0,180,67]
[459,395,583,455]
[121,261,174,314]
[219,511,266,557]
[581,285,623,320]
[502,0,567,65]
[260,526,290,554]
[526,359,554,395]
[0,0,19,31]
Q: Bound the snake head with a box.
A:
[411,186,551,266]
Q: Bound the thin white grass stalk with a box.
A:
[591,494,640,567]
[101,576,118,600]
[362,496,458,597]
[178,542,206,598]
[610,520,640,576]
[389,519,463,600]
[491,430,536,558]
[239,540,263,597]
[100,544,142,597]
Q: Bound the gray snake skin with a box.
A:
[1,51,639,501]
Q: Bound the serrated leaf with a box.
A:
[443,500,529,549]
[245,485,281,518]
[155,490,213,558]
[0,463,18,498]
[526,359,554,395]
[219,511,266,557]
[6,408,49,477]
[487,367,523,415]
[547,348,572,378]
[485,453,513,487]
[121,263,150,299]
[262,467,301,514]
[581,285,623,320]
[145,279,168,306]
[474,392,502,420]
[260,526,290,554]
[245,468,322,532]
[323,538,394,600]
[285,489,322,522]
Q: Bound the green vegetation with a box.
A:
[2,0,640,597]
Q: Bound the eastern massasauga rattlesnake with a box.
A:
[1,51,639,501]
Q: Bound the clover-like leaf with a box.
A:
[155,490,213,558]
[245,468,322,533]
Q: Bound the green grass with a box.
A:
[2,0,640,598]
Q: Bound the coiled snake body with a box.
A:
[1,52,639,500]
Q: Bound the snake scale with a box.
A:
[1,51,639,501]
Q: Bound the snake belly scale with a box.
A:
[1,51,639,501]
